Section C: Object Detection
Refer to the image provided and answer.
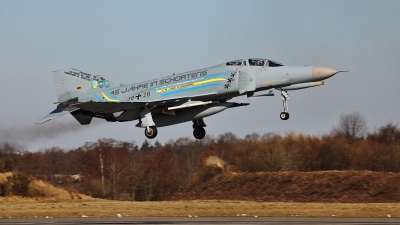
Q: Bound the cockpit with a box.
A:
[225,58,283,67]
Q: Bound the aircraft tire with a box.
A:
[193,127,206,140]
[144,126,158,139]
[280,112,289,120]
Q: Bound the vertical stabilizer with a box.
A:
[53,69,122,102]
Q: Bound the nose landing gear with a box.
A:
[280,90,290,120]
[280,111,289,120]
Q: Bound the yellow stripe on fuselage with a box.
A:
[262,80,276,85]
[156,78,226,93]
[193,78,226,85]
[101,92,120,102]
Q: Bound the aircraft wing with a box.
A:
[71,102,142,113]
[37,90,221,124]
[72,92,219,113]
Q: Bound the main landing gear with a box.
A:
[139,108,158,139]
[193,127,206,139]
[144,126,158,139]
[280,90,290,120]
[141,119,207,140]
[192,119,206,139]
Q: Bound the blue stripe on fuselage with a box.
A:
[160,83,221,97]
[203,72,230,79]
[107,91,119,100]
[94,93,105,102]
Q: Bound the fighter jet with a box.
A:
[37,58,342,139]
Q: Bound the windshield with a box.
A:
[225,58,283,67]
[267,60,283,67]
[226,59,244,66]
[249,58,266,66]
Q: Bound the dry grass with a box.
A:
[0,172,92,201]
[1,199,400,218]
[0,172,12,183]
[27,180,91,201]
[1,172,400,218]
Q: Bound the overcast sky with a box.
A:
[1,0,399,151]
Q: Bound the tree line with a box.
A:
[0,112,399,200]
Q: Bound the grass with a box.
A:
[0,172,91,202]
[0,172,12,183]
[1,199,400,218]
[1,172,399,218]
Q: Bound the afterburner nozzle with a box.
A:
[312,66,339,81]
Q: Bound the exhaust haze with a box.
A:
[0,118,101,149]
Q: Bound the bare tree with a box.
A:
[332,112,368,141]
[127,148,145,201]
[106,148,126,200]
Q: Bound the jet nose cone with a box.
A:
[312,66,338,81]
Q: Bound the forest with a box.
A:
[0,112,399,201]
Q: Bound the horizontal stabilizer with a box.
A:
[36,107,78,124]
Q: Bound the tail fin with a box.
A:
[53,68,122,102]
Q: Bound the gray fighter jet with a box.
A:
[37,58,343,139]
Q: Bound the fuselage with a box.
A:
[78,58,336,106]
[39,58,340,139]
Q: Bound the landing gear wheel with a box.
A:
[280,112,289,120]
[144,126,158,139]
[193,127,206,140]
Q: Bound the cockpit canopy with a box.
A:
[225,58,283,67]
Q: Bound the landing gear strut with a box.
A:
[192,119,206,139]
[280,90,290,120]
[144,126,158,139]
[139,108,158,139]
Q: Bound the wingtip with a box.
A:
[36,118,50,124]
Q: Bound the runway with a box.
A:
[1,217,400,225]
